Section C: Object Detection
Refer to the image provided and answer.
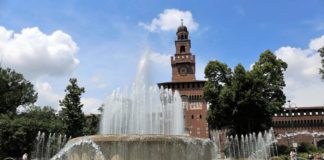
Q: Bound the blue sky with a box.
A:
[1,0,324,113]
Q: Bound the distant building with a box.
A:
[272,106,324,147]
[158,23,209,138]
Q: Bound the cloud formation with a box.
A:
[82,97,103,114]
[0,26,79,79]
[36,80,103,114]
[309,35,324,50]
[148,52,170,67]
[139,9,199,32]
[35,81,62,110]
[274,35,324,107]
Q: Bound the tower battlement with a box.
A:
[171,54,195,64]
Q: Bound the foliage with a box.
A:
[203,61,232,130]
[83,114,100,135]
[59,78,85,138]
[319,47,324,79]
[0,67,37,114]
[204,50,287,135]
[297,142,317,153]
[271,156,289,160]
[277,144,294,155]
[277,143,324,160]
[0,106,63,159]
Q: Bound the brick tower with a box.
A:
[158,21,209,138]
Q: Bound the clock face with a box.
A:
[179,66,188,75]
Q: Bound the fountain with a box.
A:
[32,131,70,160]
[210,128,278,159]
[50,52,217,160]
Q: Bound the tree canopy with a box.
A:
[0,67,37,114]
[204,50,287,135]
[0,106,64,159]
[59,78,85,138]
[0,67,101,158]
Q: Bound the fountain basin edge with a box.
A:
[53,134,217,160]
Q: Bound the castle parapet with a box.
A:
[171,54,195,64]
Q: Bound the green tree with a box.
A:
[59,78,85,138]
[204,50,287,135]
[319,47,324,79]
[83,114,100,135]
[203,61,232,130]
[0,67,37,114]
[0,106,63,159]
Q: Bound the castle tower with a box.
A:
[172,20,196,82]
[158,21,209,138]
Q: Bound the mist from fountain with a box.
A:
[100,52,184,135]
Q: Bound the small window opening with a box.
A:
[180,46,186,53]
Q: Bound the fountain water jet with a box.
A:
[100,84,184,135]
[218,128,278,159]
[32,131,70,160]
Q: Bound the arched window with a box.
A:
[191,115,194,119]
[181,35,184,39]
[199,115,202,119]
[180,46,185,53]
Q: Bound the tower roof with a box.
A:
[177,19,188,33]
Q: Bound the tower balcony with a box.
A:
[171,54,195,64]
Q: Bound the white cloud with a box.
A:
[0,26,79,79]
[82,97,102,114]
[274,35,324,107]
[149,52,170,67]
[36,80,103,114]
[139,9,199,32]
[35,81,62,110]
[309,35,324,50]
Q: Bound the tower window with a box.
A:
[185,35,188,39]
[191,115,194,119]
[181,35,184,39]
[180,46,185,53]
